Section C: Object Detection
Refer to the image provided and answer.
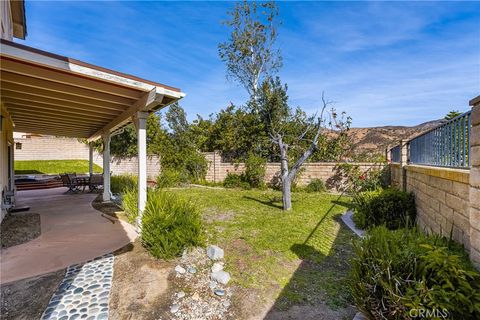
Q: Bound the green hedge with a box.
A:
[352,188,416,230]
[350,226,480,319]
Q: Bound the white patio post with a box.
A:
[134,111,148,228]
[89,142,94,177]
[102,132,111,202]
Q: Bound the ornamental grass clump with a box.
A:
[121,187,138,224]
[111,174,137,194]
[352,188,416,230]
[140,189,205,260]
[350,226,480,320]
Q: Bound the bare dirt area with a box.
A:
[1,212,41,249]
[0,270,65,320]
[109,240,175,320]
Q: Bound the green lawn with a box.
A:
[14,160,102,175]
[170,188,356,311]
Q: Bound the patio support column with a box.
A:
[134,111,148,229]
[102,132,111,202]
[89,142,94,177]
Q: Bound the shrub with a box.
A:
[121,187,138,224]
[333,163,389,194]
[156,168,189,188]
[110,175,137,194]
[352,188,416,230]
[303,179,326,193]
[243,153,266,188]
[223,172,250,189]
[140,189,205,259]
[350,226,480,319]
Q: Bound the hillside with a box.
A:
[348,119,444,158]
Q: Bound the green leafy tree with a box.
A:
[444,110,461,120]
[219,0,282,104]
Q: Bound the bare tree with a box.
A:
[269,93,351,210]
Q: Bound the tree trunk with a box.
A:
[282,176,292,211]
[278,136,292,211]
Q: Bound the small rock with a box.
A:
[170,304,180,313]
[187,266,197,274]
[175,265,186,274]
[209,281,217,289]
[211,270,231,285]
[214,289,225,296]
[211,262,224,273]
[223,300,231,307]
[192,292,200,300]
[206,245,224,260]
[177,291,185,298]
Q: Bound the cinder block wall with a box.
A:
[15,136,93,161]
[405,165,470,246]
[469,97,480,267]
[109,156,161,179]
[389,96,480,268]
[204,151,380,190]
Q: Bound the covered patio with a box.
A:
[1,188,137,283]
[0,39,185,282]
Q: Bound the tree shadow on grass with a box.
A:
[243,195,286,210]
[263,201,357,320]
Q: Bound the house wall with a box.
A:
[1,103,15,222]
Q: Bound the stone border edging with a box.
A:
[341,210,365,238]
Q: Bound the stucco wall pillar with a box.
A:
[102,133,111,202]
[134,111,148,229]
[469,96,480,269]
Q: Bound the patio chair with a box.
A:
[60,173,80,193]
[88,174,104,192]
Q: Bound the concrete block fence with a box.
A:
[390,96,480,268]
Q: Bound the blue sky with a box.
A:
[18,1,480,127]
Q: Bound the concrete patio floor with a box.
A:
[0,188,137,284]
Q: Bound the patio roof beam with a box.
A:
[6,104,114,121]
[1,86,131,111]
[13,119,100,131]
[1,91,127,113]
[11,125,92,137]
[3,98,121,116]
[1,71,138,106]
[9,110,109,127]
[87,88,164,142]
[0,57,144,100]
